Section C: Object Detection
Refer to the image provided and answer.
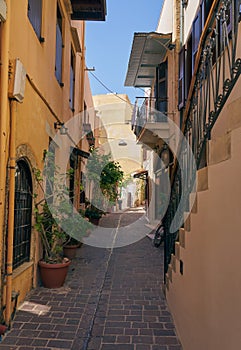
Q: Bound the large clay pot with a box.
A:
[38,259,71,288]
[89,217,100,225]
[63,244,80,259]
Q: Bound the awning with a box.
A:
[125,32,172,87]
[70,0,107,21]
[132,169,148,179]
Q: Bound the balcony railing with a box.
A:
[163,0,241,277]
[132,97,168,139]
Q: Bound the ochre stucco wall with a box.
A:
[0,0,94,310]
[166,90,241,349]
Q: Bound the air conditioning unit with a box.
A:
[8,59,26,103]
[0,0,6,22]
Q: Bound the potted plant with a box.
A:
[35,202,71,288]
[34,152,91,288]
[85,202,106,225]
[63,235,82,259]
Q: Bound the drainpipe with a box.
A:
[5,99,17,327]
[79,21,86,205]
[0,0,10,322]
[80,21,86,114]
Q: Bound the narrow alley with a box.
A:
[0,208,182,350]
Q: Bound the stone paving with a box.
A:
[0,208,182,350]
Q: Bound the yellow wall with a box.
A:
[0,0,95,312]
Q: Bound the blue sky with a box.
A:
[85,1,164,105]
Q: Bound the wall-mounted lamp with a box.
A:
[54,121,68,135]
[85,67,95,71]
[168,43,176,50]
[118,139,128,146]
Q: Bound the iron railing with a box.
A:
[163,0,241,276]
[132,97,168,139]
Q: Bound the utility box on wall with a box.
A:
[8,59,26,103]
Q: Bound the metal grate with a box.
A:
[13,160,32,269]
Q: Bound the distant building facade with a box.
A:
[93,93,143,209]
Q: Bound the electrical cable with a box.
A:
[89,71,136,106]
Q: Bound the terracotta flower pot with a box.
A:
[63,244,80,259]
[38,259,71,288]
[89,217,100,225]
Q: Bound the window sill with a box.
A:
[12,261,34,280]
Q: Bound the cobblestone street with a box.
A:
[0,208,182,350]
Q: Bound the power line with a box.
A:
[89,71,135,106]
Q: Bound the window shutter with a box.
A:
[178,47,185,110]
[192,11,201,73]
[185,35,192,101]
[28,0,42,39]
[69,51,75,110]
[155,61,168,120]
[55,7,63,84]
[69,65,74,109]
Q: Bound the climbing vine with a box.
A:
[86,148,124,205]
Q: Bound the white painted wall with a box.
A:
[156,0,173,34]
[183,0,200,43]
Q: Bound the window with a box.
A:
[55,5,63,85]
[201,0,205,30]
[80,172,86,204]
[212,0,238,63]
[203,0,213,23]
[225,0,239,35]
[226,1,232,35]
[28,0,42,40]
[69,49,75,111]
[13,160,32,269]
[185,35,192,101]
[200,0,212,30]
[155,60,168,120]
[178,47,185,109]
[83,102,89,124]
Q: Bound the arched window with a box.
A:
[13,160,33,269]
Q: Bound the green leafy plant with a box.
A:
[34,152,92,263]
[85,203,106,220]
[86,148,124,209]
[100,160,124,203]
